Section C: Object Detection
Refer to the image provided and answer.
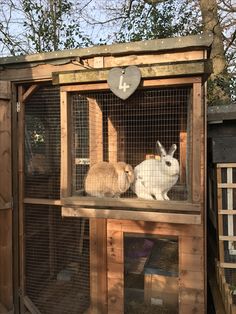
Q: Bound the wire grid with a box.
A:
[71,94,90,192]
[25,85,61,199]
[71,87,191,200]
[24,204,90,314]
[124,235,179,313]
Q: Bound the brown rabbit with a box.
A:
[85,161,134,197]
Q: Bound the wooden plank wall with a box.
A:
[0,81,13,310]
[107,220,205,314]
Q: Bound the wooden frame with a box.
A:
[217,163,236,268]
[58,76,206,313]
[14,75,206,314]
[107,219,205,314]
[60,77,204,216]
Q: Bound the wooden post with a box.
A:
[107,221,123,314]
[60,91,71,198]
[108,117,118,163]
[89,218,107,314]
[179,132,187,185]
[179,234,205,313]
[12,84,20,312]
[18,85,26,313]
[88,97,103,165]
[0,81,13,310]
[192,82,202,204]
[88,97,107,313]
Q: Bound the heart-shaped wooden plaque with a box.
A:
[107,66,141,100]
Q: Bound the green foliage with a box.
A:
[208,74,236,106]
[21,0,92,52]
[114,0,202,43]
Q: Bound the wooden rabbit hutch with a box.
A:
[0,33,212,314]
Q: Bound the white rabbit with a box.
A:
[131,141,179,200]
[85,161,134,198]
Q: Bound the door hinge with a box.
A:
[16,102,21,112]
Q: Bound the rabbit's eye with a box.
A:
[165,161,171,167]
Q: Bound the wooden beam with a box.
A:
[219,210,236,215]
[60,77,202,93]
[61,196,201,212]
[218,183,236,189]
[108,117,118,163]
[89,218,107,314]
[22,84,39,102]
[219,236,236,241]
[18,85,25,313]
[23,197,201,213]
[60,91,71,198]
[180,132,187,185]
[220,262,236,269]
[217,163,236,168]
[88,97,103,165]
[11,84,20,312]
[62,207,201,224]
[0,202,12,210]
[24,296,42,314]
[192,82,202,203]
[24,198,62,206]
[52,60,212,85]
[104,51,204,68]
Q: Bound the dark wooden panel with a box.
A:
[211,137,236,163]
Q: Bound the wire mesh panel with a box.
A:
[71,87,191,201]
[124,235,179,314]
[25,85,61,199]
[71,94,90,192]
[24,204,90,314]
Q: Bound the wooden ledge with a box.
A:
[23,197,201,213]
[23,197,201,224]
[61,206,201,224]
[61,196,201,213]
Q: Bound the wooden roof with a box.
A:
[208,104,236,122]
[0,32,213,67]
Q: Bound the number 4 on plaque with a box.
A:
[119,75,130,92]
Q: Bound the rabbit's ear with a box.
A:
[156,141,167,157]
[117,171,129,193]
[168,144,177,157]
